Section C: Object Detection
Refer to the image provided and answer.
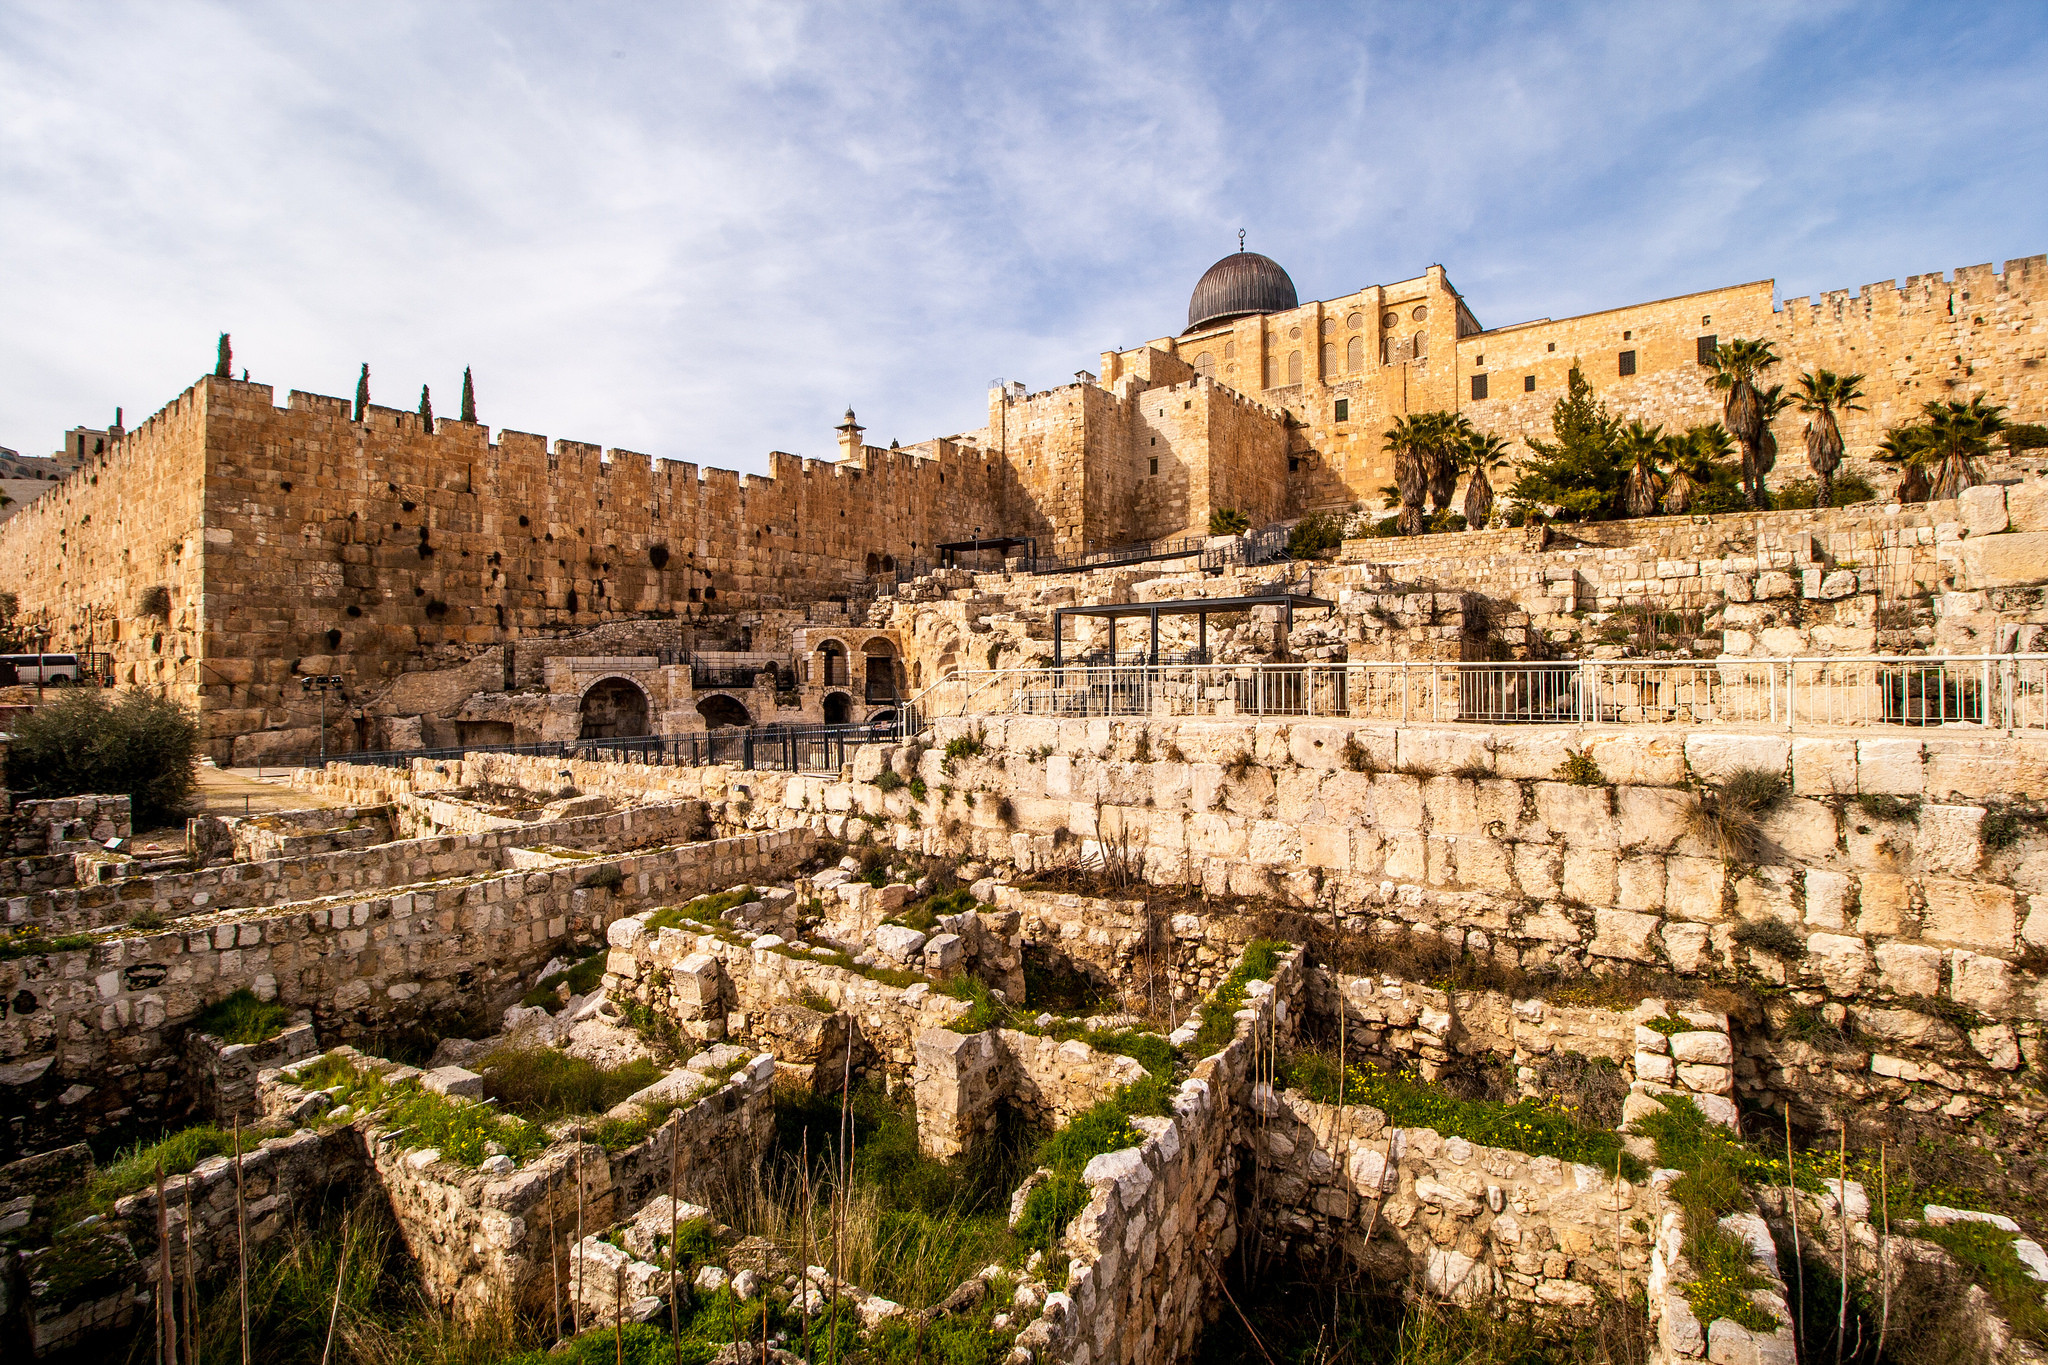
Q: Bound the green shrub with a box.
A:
[873,769,906,793]
[1556,751,1604,786]
[1640,1014,1691,1037]
[1855,793,1920,822]
[1687,766,1787,863]
[644,885,755,932]
[193,988,290,1044]
[1208,507,1250,535]
[1981,807,2030,850]
[944,732,985,762]
[1286,510,1346,560]
[1921,1220,2048,1343]
[0,926,97,961]
[1189,939,1285,1054]
[518,949,607,1010]
[6,686,201,826]
[64,1122,280,1220]
[1731,917,1806,958]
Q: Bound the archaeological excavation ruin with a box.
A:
[2,246,2047,1363]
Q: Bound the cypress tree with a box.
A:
[419,385,434,434]
[460,366,476,423]
[354,364,370,422]
[215,333,232,378]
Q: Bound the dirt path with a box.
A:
[127,765,344,851]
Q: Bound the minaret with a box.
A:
[836,406,865,463]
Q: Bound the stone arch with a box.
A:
[1347,336,1363,371]
[1321,343,1336,375]
[1193,351,1214,378]
[1287,350,1303,385]
[578,676,650,739]
[864,552,882,577]
[816,638,849,686]
[696,694,752,729]
[881,554,896,573]
[822,691,852,725]
[863,637,899,701]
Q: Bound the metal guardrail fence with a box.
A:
[330,712,919,774]
[911,656,2048,730]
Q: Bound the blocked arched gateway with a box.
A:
[822,692,852,725]
[696,695,752,729]
[579,677,650,739]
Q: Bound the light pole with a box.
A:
[300,675,345,764]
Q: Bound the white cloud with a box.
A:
[0,0,2042,468]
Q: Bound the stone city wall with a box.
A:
[0,827,808,1156]
[823,717,2048,1125]
[911,1025,1148,1161]
[8,798,710,936]
[0,795,134,897]
[223,804,395,861]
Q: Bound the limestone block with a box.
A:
[1856,739,1923,795]
[1970,1023,2022,1070]
[1791,739,1856,797]
[2007,480,2048,532]
[1247,820,1298,866]
[671,953,725,1010]
[1664,923,1713,974]
[924,933,964,970]
[1664,857,1728,921]
[1803,870,1851,930]
[1756,571,1795,599]
[1301,824,1349,872]
[1636,1051,1675,1084]
[1685,734,1789,785]
[1758,800,1838,863]
[1521,907,1584,943]
[1950,952,2014,1013]
[1589,909,1660,962]
[1924,740,2038,803]
[1677,1063,1732,1093]
[1856,873,1911,936]
[1819,570,1859,599]
[1914,806,1986,874]
[1804,933,1870,994]
[1562,849,1618,907]
[608,917,647,949]
[1958,532,2048,589]
[1584,733,1687,788]
[1670,1031,1732,1066]
[1397,728,1493,776]
[1759,626,1807,654]
[1871,942,1941,996]
[1617,856,1666,912]
[1617,787,1694,853]
[873,925,928,962]
[1960,485,2009,535]
[2025,895,2048,950]
[1920,881,2015,952]
[421,1066,482,1100]
[1490,730,1576,781]
[1534,783,1615,849]
[1733,867,1796,924]
[1514,845,1561,900]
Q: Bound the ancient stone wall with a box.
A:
[0,827,807,1155]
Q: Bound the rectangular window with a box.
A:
[1524,374,1536,392]
[1696,334,1717,365]
[1618,350,1637,377]
[1149,456,1158,476]
[1333,398,1349,422]
[1470,374,1488,401]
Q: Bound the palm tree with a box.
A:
[1382,415,1430,537]
[1617,420,1665,518]
[1755,384,1790,490]
[1794,370,1866,508]
[1660,424,1735,514]
[1459,430,1512,529]
[1704,338,1781,509]
[1924,395,2007,500]
[1876,424,1935,503]
[1426,413,1468,515]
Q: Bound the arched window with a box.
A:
[1287,351,1302,385]
[1223,340,1237,359]
[864,552,881,577]
[1265,357,1278,388]
[1413,330,1427,359]
[1320,343,1336,375]
[1193,352,1214,378]
[1347,336,1364,371]
[1321,318,1335,336]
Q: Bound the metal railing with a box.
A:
[909,655,2048,731]
[331,713,919,774]
[1029,536,1207,576]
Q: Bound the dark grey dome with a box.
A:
[1185,251,1298,333]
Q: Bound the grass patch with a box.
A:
[518,948,608,1011]
[0,927,97,961]
[479,1047,663,1121]
[1920,1220,2048,1344]
[1556,751,1605,786]
[193,988,290,1044]
[1188,938,1286,1054]
[644,884,757,932]
[872,769,906,793]
[304,1055,546,1168]
[1640,1013,1692,1036]
[1687,766,1787,864]
[1283,1049,1645,1178]
[57,1121,284,1223]
[1856,793,1921,822]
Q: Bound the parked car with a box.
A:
[0,653,82,685]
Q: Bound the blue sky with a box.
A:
[3,1,2044,470]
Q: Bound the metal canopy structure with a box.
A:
[1051,591,1335,667]
[936,536,1035,569]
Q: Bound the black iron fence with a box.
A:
[333,711,919,774]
